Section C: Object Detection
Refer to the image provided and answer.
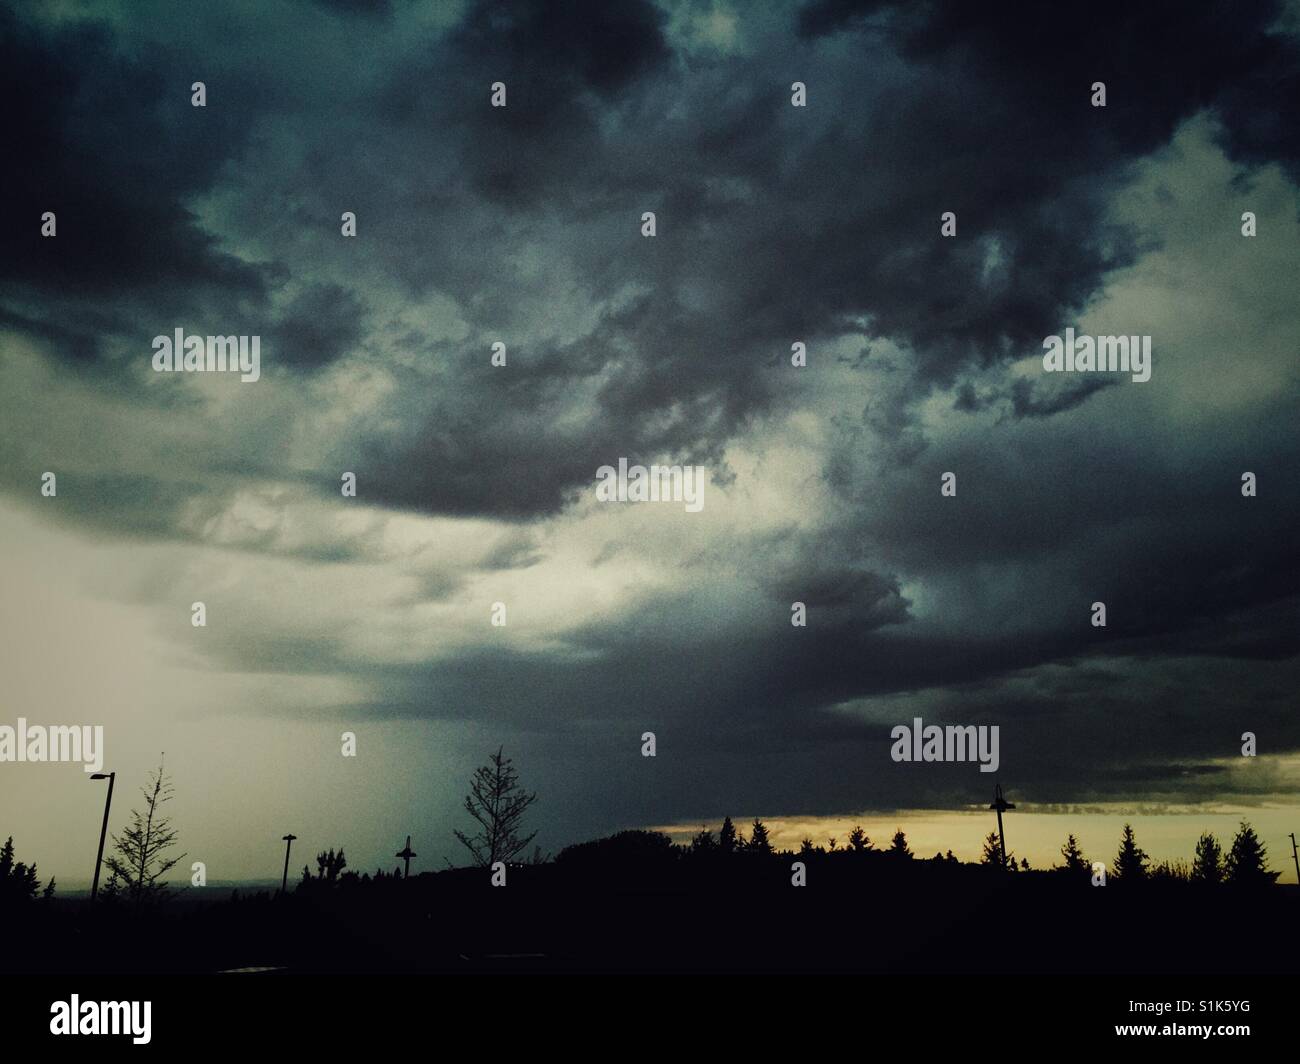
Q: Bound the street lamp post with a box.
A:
[89,771,115,902]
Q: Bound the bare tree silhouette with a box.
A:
[453,747,538,867]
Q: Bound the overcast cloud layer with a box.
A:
[2,0,1298,877]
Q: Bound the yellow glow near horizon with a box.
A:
[650,805,1300,883]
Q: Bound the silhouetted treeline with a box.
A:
[8,847,1295,977]
[0,836,54,904]
[550,817,1281,889]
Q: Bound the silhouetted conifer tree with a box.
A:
[1224,821,1279,886]
[889,830,912,859]
[1113,823,1148,883]
[1190,831,1223,884]
[1059,833,1088,873]
[0,836,47,904]
[981,831,1012,869]
[101,760,186,906]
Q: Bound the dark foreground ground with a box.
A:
[7,854,1296,975]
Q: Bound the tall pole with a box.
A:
[1289,833,1300,887]
[281,834,297,894]
[90,771,115,902]
[996,804,1007,869]
[989,784,1015,871]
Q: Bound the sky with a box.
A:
[1,0,1299,886]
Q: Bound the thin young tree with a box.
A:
[1059,833,1088,874]
[718,816,739,854]
[889,829,913,859]
[690,826,716,853]
[1190,831,1223,884]
[454,747,538,867]
[102,759,186,905]
[981,830,1012,869]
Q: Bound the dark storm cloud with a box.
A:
[0,4,371,380]
[452,0,671,99]
[369,0,671,214]
[7,0,1297,505]
[0,5,272,362]
[1003,376,1117,419]
[309,371,1300,820]
[347,301,762,517]
[316,0,1297,520]
[3,0,1263,520]
[799,0,1300,180]
[270,283,367,368]
[217,577,1300,824]
[311,0,394,19]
